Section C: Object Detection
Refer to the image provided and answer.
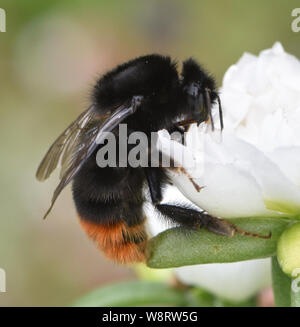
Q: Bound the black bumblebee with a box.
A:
[36,55,267,264]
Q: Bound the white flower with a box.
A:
[150,42,300,301]
[159,42,300,219]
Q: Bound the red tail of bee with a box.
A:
[79,217,148,264]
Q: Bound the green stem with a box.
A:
[291,276,300,307]
[271,256,291,307]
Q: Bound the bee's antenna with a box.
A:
[205,88,214,131]
[215,93,224,131]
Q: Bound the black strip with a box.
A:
[0,307,294,326]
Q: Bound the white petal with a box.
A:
[159,131,281,217]
[268,147,300,189]
[219,88,252,129]
[169,162,275,218]
[270,41,285,54]
[219,134,300,214]
[263,42,300,92]
[175,258,271,302]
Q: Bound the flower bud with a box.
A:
[277,223,300,277]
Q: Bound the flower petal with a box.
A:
[268,147,300,189]
[218,134,300,215]
[175,258,271,302]
[169,162,275,218]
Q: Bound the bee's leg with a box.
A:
[166,158,203,192]
[155,204,237,237]
[144,168,271,239]
[156,204,271,239]
[144,167,163,205]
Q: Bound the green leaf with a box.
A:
[147,218,290,268]
[72,281,189,307]
[271,256,291,307]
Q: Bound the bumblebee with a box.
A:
[36,55,266,264]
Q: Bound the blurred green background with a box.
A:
[0,0,299,306]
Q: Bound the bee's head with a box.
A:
[181,58,223,130]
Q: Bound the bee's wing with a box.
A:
[36,102,136,219]
[36,105,97,181]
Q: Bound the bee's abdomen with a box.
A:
[72,160,147,263]
[79,217,147,264]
